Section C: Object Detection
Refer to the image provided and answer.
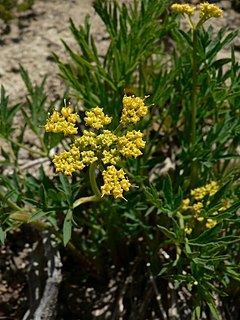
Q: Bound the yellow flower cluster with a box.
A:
[75,131,98,150]
[182,198,190,211]
[45,107,79,135]
[171,2,223,19]
[120,95,148,125]
[182,181,230,233]
[84,107,112,130]
[193,202,204,218]
[53,146,99,175]
[218,200,230,213]
[118,130,146,158]
[102,149,120,165]
[56,128,145,179]
[96,130,118,148]
[190,181,219,200]
[199,2,223,19]
[101,165,131,199]
[205,218,217,229]
[171,4,195,15]
[184,227,192,235]
[53,146,85,175]
[46,95,148,199]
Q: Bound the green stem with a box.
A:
[186,15,195,30]
[190,28,198,188]
[191,29,198,147]
[9,138,48,158]
[89,162,102,198]
[72,163,102,209]
[114,123,124,134]
[38,133,49,156]
[73,195,100,209]
[7,140,17,163]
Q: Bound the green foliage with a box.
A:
[0,0,34,21]
[0,0,17,11]
[1,0,240,318]
[17,0,34,12]
[54,0,174,124]
[0,86,21,138]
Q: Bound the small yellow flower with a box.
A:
[184,226,192,235]
[84,107,112,130]
[53,146,85,176]
[118,130,145,158]
[74,130,98,150]
[182,181,227,231]
[120,95,148,125]
[206,218,217,229]
[61,107,73,118]
[206,181,219,196]
[102,149,120,165]
[45,107,79,135]
[218,200,231,212]
[96,130,118,147]
[191,181,219,200]
[171,3,195,15]
[101,165,131,199]
[199,2,223,19]
[182,198,190,210]
[191,186,206,200]
[80,150,98,166]
[193,201,203,214]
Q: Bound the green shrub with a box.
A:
[1,1,240,318]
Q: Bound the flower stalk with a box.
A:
[171,2,223,188]
[89,162,102,198]
[190,28,198,188]
[72,163,102,209]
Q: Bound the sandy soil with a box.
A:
[0,0,107,105]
